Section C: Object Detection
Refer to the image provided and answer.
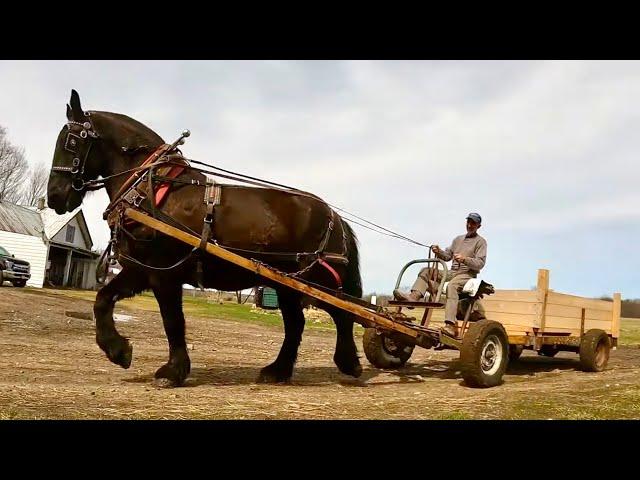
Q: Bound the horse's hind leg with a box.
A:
[257,288,305,384]
[325,306,362,378]
[94,267,147,369]
[151,281,191,387]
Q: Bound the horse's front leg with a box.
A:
[94,267,147,369]
[257,288,305,383]
[151,281,191,387]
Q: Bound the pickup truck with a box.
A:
[0,245,31,287]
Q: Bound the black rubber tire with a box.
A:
[12,280,26,287]
[460,319,509,388]
[509,344,524,362]
[0,270,4,286]
[363,328,415,369]
[579,329,611,372]
[538,345,559,357]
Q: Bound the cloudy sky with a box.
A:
[1,60,639,299]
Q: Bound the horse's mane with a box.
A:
[91,111,165,149]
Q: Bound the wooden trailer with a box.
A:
[482,269,620,360]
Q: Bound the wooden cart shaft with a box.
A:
[124,208,430,342]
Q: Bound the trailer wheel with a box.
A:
[508,345,524,362]
[538,345,559,357]
[460,320,509,388]
[579,329,610,372]
[363,328,414,369]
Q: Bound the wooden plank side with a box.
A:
[544,316,612,333]
[502,329,534,336]
[545,304,613,321]
[547,292,613,312]
[487,290,539,302]
[482,300,540,316]
[484,312,538,326]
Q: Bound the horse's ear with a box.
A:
[66,104,73,121]
[69,89,83,120]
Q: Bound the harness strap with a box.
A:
[318,258,343,288]
[315,210,335,255]
[103,144,172,219]
[196,180,222,289]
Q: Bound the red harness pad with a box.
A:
[122,165,185,228]
[318,258,342,288]
[154,165,186,207]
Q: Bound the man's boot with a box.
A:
[393,289,424,302]
[441,320,458,337]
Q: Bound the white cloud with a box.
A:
[1,60,639,298]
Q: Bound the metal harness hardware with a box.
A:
[122,188,147,208]
[196,179,223,289]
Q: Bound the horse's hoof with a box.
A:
[256,365,292,384]
[153,378,176,389]
[100,336,133,369]
[154,362,188,387]
[119,341,133,369]
[334,354,362,378]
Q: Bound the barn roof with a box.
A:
[0,200,45,238]
[0,201,93,250]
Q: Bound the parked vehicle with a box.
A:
[0,245,31,287]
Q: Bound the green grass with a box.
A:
[28,287,342,332]
[503,385,640,419]
[620,317,640,346]
[21,287,640,340]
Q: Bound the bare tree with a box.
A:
[23,162,49,207]
[0,126,28,203]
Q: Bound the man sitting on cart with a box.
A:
[393,212,487,337]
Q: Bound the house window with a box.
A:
[66,225,75,243]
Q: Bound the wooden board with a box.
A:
[544,304,613,321]
[485,290,539,302]
[547,292,614,312]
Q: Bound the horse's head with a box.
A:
[47,90,164,214]
[47,90,103,213]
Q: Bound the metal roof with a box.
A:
[0,201,92,250]
[0,200,45,238]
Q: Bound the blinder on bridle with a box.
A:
[52,112,100,191]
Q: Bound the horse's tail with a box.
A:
[339,217,362,299]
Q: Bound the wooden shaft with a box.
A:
[124,208,420,338]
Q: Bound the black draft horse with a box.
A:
[47,90,363,387]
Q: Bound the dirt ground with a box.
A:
[1,287,640,420]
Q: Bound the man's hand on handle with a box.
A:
[453,253,466,263]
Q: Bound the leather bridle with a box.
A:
[51,112,100,192]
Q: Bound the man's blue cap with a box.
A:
[466,212,482,224]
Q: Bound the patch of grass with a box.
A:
[34,287,340,331]
[500,385,640,419]
[620,317,640,346]
[436,411,472,420]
